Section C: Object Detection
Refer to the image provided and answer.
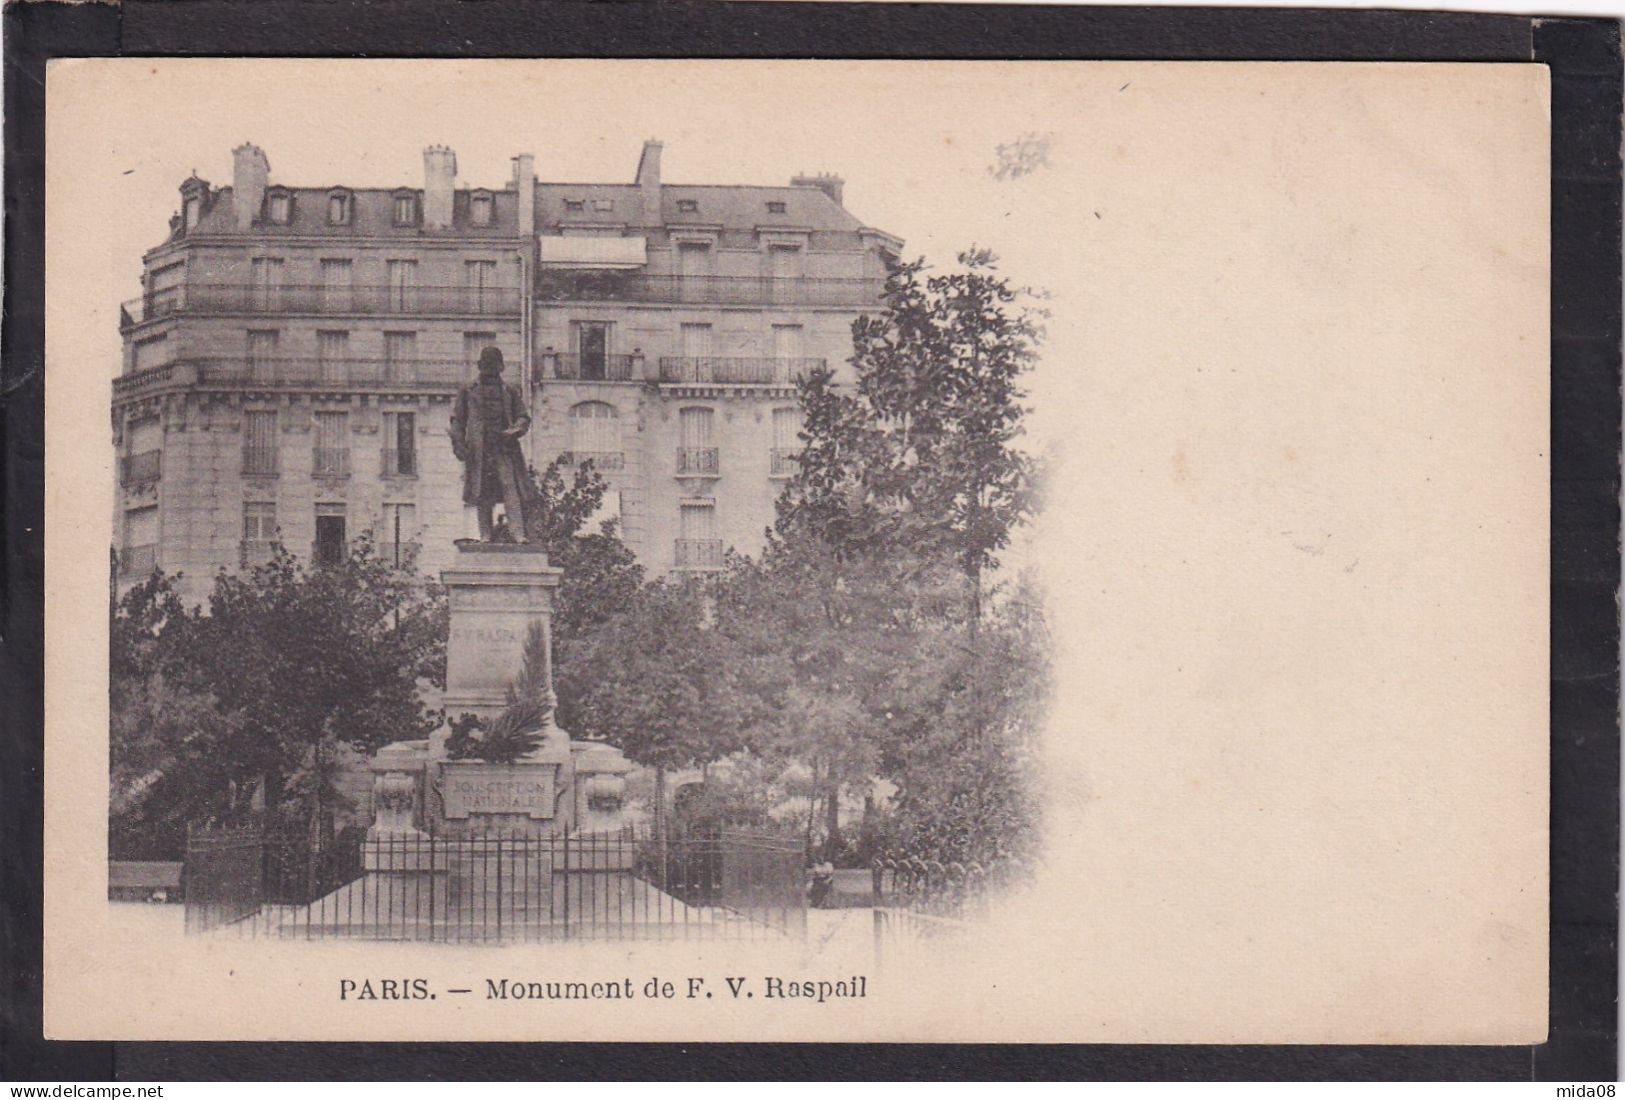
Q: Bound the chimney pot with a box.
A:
[423,145,457,230]
[231,143,270,230]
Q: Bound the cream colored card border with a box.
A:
[44,58,1549,1043]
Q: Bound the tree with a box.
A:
[560,578,743,838]
[777,248,1044,624]
[175,538,447,851]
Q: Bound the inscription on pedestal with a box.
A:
[441,763,558,820]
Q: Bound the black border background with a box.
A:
[2,2,1617,1082]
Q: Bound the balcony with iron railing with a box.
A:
[674,539,724,569]
[769,448,802,478]
[381,448,418,477]
[312,447,351,478]
[541,353,640,382]
[116,357,469,400]
[534,270,883,308]
[675,447,721,477]
[242,446,279,476]
[560,450,625,471]
[658,357,824,386]
[240,539,278,569]
[119,544,158,577]
[120,450,162,487]
[120,283,521,327]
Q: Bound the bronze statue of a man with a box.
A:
[449,346,531,542]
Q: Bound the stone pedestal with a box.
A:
[441,541,562,727]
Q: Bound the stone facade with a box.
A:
[111,141,903,601]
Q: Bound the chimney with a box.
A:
[232,143,269,230]
[791,172,844,207]
[423,145,457,230]
[512,153,535,236]
[636,139,663,228]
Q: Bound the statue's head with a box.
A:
[477,346,505,380]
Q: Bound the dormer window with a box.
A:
[766,201,787,214]
[592,198,614,212]
[184,197,201,229]
[564,199,585,212]
[327,191,352,226]
[677,199,699,214]
[266,190,291,225]
[470,191,493,227]
[393,192,419,226]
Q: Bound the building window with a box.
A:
[771,407,803,477]
[576,321,612,380]
[184,197,201,230]
[317,331,350,384]
[769,244,801,303]
[243,410,278,475]
[383,331,416,382]
[568,401,622,470]
[771,323,805,363]
[266,191,291,225]
[121,505,159,577]
[249,257,285,310]
[677,242,712,297]
[564,199,585,212]
[464,260,499,311]
[394,193,419,225]
[379,502,417,569]
[383,411,416,476]
[470,192,493,226]
[677,406,719,475]
[121,417,162,487]
[463,332,498,379]
[313,411,350,477]
[246,330,279,381]
[677,500,720,568]
[676,199,699,213]
[132,334,170,373]
[386,259,418,311]
[241,502,277,567]
[314,504,347,566]
[766,201,787,214]
[592,198,614,212]
[328,192,352,225]
[147,262,186,316]
[319,259,353,311]
[676,323,714,382]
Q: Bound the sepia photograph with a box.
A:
[42,57,1550,1045]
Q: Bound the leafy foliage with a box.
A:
[108,539,447,857]
[445,623,551,764]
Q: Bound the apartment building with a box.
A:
[111,141,902,600]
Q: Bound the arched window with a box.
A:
[470,190,494,226]
[568,401,622,470]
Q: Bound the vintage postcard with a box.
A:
[42,59,1548,1043]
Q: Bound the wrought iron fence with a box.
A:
[121,284,520,325]
[534,271,883,307]
[870,852,1008,960]
[769,448,801,477]
[120,450,162,486]
[312,447,351,477]
[674,539,724,568]
[675,447,720,476]
[182,825,806,943]
[381,448,417,477]
[561,450,625,471]
[657,357,824,385]
[196,356,467,390]
[543,353,639,382]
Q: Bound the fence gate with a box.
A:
[183,825,264,933]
